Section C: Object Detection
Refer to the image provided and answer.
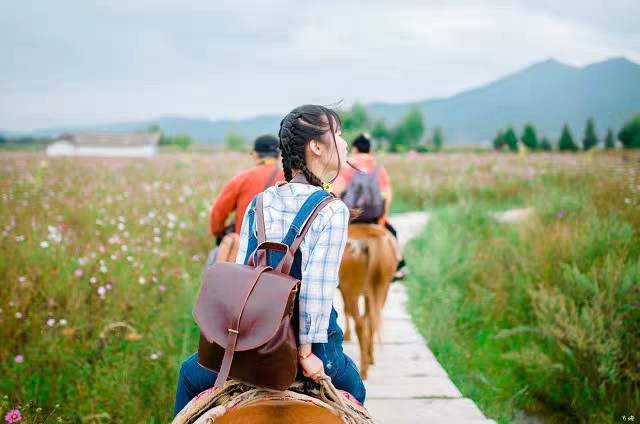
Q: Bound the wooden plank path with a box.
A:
[333,212,495,424]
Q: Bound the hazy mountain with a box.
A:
[369,57,640,143]
[19,57,640,144]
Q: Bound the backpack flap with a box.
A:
[193,261,299,351]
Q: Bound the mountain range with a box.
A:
[19,57,640,144]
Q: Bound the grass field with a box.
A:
[401,152,640,423]
[0,151,638,423]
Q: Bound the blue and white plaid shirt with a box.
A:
[236,182,349,344]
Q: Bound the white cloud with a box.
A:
[1,0,638,130]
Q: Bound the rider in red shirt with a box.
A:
[209,135,284,240]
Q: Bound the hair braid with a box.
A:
[278,105,348,189]
[299,162,324,187]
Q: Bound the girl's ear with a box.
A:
[309,139,323,156]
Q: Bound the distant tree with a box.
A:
[431,126,444,152]
[348,104,369,130]
[504,127,519,152]
[605,128,616,149]
[521,124,539,150]
[390,125,410,153]
[618,115,640,149]
[389,106,426,152]
[582,117,599,151]
[558,123,579,152]
[147,124,172,145]
[539,137,553,151]
[340,104,370,143]
[371,121,391,151]
[173,134,193,152]
[224,131,246,151]
[401,107,426,150]
[0,133,6,145]
[493,131,505,151]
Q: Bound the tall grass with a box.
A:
[1,151,637,422]
[404,152,640,423]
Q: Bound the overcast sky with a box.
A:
[2,0,639,131]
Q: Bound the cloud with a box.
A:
[1,0,638,130]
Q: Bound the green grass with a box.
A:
[1,151,638,422]
[403,157,640,423]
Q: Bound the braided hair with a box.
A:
[278,105,343,188]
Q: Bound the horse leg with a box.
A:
[355,296,371,380]
[339,286,353,342]
[364,295,375,366]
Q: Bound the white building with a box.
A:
[46,133,160,157]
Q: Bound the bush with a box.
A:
[618,115,640,149]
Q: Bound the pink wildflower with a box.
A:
[14,355,24,363]
[74,269,83,278]
[4,409,21,423]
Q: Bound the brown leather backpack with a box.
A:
[193,192,336,390]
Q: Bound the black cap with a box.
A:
[253,135,279,154]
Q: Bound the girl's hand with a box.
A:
[299,353,326,380]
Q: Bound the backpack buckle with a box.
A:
[228,328,239,334]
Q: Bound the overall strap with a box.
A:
[242,196,258,265]
[280,190,331,248]
[277,196,337,275]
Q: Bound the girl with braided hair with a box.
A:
[174,105,365,417]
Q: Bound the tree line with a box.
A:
[3,110,639,152]
[493,115,640,152]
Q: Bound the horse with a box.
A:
[172,378,374,424]
[215,401,344,424]
[338,223,399,379]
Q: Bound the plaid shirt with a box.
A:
[236,182,349,344]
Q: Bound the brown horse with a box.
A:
[338,224,398,379]
[215,401,344,424]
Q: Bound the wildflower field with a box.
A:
[1,151,638,423]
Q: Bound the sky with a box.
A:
[2,0,639,131]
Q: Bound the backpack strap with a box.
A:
[277,196,337,274]
[255,193,267,245]
[280,190,331,246]
[250,193,267,266]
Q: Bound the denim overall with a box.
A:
[174,190,366,417]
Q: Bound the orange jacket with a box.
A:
[209,160,285,236]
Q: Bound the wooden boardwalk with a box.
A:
[334,212,495,424]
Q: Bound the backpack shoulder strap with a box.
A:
[251,193,268,266]
[290,197,337,253]
[277,196,338,274]
[255,193,266,245]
